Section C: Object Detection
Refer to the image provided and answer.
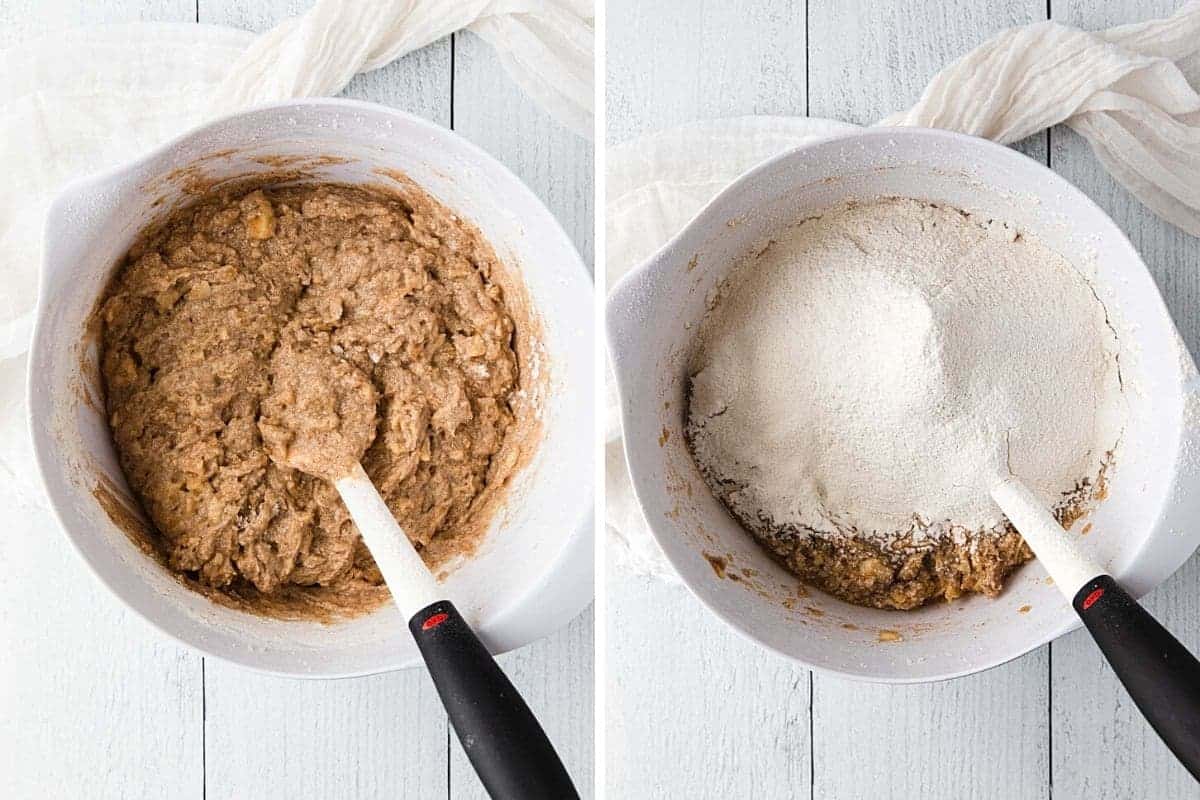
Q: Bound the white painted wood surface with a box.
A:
[0,2,593,799]
[606,1,1200,798]
[606,556,811,798]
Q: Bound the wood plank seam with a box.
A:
[446,28,457,800]
[805,4,814,799]
[1046,114,1055,800]
[1045,7,1053,790]
[202,658,207,800]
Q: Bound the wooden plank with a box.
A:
[603,5,813,797]
[343,43,451,127]
[195,0,304,31]
[605,0,806,145]
[807,0,1043,125]
[452,29,594,267]
[0,0,194,47]
[811,654,1050,800]
[447,27,595,797]
[202,661,450,798]
[193,4,454,799]
[1048,2,1200,796]
[809,0,1047,159]
[447,610,595,799]
[0,450,204,800]
[606,575,812,799]
[806,3,1052,798]
[603,3,807,797]
[0,5,204,799]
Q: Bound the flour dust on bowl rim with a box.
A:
[29,98,594,679]
[606,127,1200,683]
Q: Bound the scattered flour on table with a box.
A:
[687,197,1126,547]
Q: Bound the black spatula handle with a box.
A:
[1073,574,1200,781]
[409,600,579,800]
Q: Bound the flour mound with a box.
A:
[687,197,1125,543]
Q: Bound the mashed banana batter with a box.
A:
[100,182,530,619]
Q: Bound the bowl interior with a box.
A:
[30,100,593,677]
[608,129,1200,682]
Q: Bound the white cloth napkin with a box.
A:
[209,0,592,132]
[607,2,1200,580]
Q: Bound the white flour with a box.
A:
[687,197,1126,544]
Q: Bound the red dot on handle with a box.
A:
[421,612,449,631]
[1082,588,1105,610]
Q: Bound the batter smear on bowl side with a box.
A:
[685,198,1126,610]
[99,182,537,620]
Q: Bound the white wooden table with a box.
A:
[0,3,593,798]
[607,1,1200,798]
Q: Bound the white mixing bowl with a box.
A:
[607,127,1200,683]
[29,99,593,678]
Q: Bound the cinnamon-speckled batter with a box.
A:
[99,182,531,619]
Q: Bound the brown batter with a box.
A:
[99,182,530,619]
[754,526,1035,611]
[708,472,1105,611]
[258,330,379,482]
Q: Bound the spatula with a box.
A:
[991,475,1200,780]
[258,344,578,799]
[336,463,579,799]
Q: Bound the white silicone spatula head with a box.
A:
[333,463,440,618]
[989,475,1103,602]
